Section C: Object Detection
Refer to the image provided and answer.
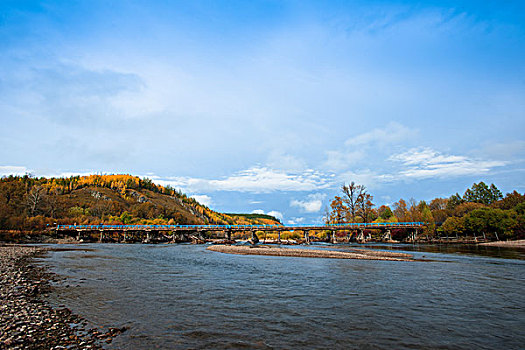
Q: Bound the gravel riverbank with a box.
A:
[479,239,525,248]
[0,245,124,349]
[207,245,414,261]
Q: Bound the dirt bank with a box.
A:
[207,245,414,261]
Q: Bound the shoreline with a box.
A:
[207,245,415,261]
[2,230,525,247]
[479,239,525,248]
[0,244,125,349]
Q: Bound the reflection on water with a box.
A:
[39,244,525,349]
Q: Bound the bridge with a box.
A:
[55,222,425,243]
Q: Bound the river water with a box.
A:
[39,243,524,349]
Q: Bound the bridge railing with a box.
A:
[56,224,283,230]
[56,222,425,230]
[326,222,424,227]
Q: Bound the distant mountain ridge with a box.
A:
[0,174,281,232]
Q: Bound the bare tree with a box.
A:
[341,182,365,222]
[359,193,375,223]
[408,198,422,221]
[46,193,58,218]
[326,196,347,224]
[90,201,112,218]
[322,205,331,225]
[26,186,46,216]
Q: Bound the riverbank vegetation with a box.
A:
[0,174,280,236]
[325,181,525,241]
[2,174,523,242]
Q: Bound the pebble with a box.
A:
[0,245,127,349]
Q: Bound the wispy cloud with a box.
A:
[324,122,416,171]
[158,167,332,193]
[324,150,365,171]
[290,193,326,213]
[390,148,506,179]
[0,165,30,176]
[480,141,525,160]
[1,62,143,125]
[344,122,414,147]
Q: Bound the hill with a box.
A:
[0,174,281,233]
[224,213,282,224]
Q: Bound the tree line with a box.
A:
[0,174,279,232]
[324,181,525,240]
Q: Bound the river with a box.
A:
[38,243,525,349]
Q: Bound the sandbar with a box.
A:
[207,245,414,261]
[479,239,525,248]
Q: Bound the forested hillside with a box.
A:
[0,174,280,232]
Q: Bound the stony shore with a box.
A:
[0,245,125,349]
[207,245,414,261]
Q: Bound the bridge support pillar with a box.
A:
[382,229,391,242]
[304,230,310,244]
[331,230,336,243]
[99,231,104,243]
[225,230,232,241]
[408,229,418,243]
[357,229,365,243]
[250,231,259,245]
[277,231,281,243]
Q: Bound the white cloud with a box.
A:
[324,122,416,171]
[287,217,305,225]
[344,122,414,147]
[266,151,307,172]
[191,194,212,207]
[336,169,393,188]
[52,171,102,178]
[158,166,331,193]
[324,150,365,171]
[390,148,506,179]
[251,209,283,221]
[267,211,284,221]
[290,193,326,213]
[0,165,31,176]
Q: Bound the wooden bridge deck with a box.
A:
[56,222,425,232]
[54,222,425,243]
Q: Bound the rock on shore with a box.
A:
[0,245,123,349]
[207,245,414,261]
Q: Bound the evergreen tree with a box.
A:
[463,182,503,205]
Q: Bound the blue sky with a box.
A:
[1,0,524,224]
